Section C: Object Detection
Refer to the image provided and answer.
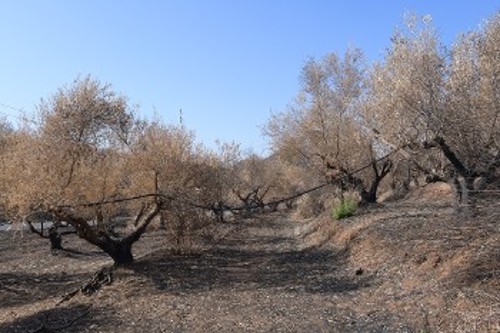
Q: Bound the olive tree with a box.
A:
[3,77,167,265]
[364,13,499,208]
[266,48,392,204]
[443,13,500,183]
[127,119,220,250]
[230,153,290,213]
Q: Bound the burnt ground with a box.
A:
[0,183,499,332]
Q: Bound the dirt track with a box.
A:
[1,192,499,332]
[1,213,409,332]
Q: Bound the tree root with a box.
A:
[81,266,114,295]
[57,266,114,305]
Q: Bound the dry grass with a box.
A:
[303,182,500,332]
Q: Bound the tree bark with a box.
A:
[425,136,475,179]
[52,202,160,266]
[26,217,65,250]
[99,241,134,265]
[425,136,480,214]
[361,182,379,204]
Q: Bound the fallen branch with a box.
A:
[81,266,114,295]
[57,266,114,305]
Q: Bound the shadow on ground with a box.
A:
[0,303,117,333]
[129,232,372,295]
[0,271,91,308]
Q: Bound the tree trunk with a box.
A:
[100,241,134,265]
[424,137,482,215]
[459,176,477,216]
[52,202,160,266]
[450,174,462,212]
[361,182,379,204]
[359,159,392,204]
[48,227,63,250]
[449,174,477,216]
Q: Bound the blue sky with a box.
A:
[0,1,498,154]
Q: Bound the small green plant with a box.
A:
[331,198,357,220]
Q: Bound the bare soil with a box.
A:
[0,183,499,332]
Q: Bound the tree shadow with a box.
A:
[129,243,372,295]
[0,303,119,333]
[0,271,91,308]
[219,235,292,248]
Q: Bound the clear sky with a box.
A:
[0,1,498,154]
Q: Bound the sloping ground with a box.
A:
[300,183,500,332]
[0,183,499,332]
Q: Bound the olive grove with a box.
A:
[364,13,499,209]
[265,13,499,211]
[265,48,393,204]
[0,12,498,266]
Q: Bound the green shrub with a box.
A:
[331,198,357,220]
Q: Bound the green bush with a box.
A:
[331,198,357,220]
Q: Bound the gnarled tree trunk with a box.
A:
[98,240,134,265]
[52,203,161,266]
[425,136,482,214]
[360,160,393,204]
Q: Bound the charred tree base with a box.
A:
[360,188,378,205]
[101,242,135,266]
[53,202,161,266]
[49,228,63,250]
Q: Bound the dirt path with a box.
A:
[94,213,411,332]
[0,213,409,332]
[3,184,498,332]
[0,211,453,332]
[101,215,402,332]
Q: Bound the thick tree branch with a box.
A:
[124,203,160,245]
[424,136,473,178]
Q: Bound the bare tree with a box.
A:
[231,153,282,213]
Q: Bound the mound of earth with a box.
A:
[403,181,454,202]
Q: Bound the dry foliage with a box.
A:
[0,11,499,333]
[0,77,227,264]
[265,13,499,212]
[364,13,500,206]
[265,48,394,206]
